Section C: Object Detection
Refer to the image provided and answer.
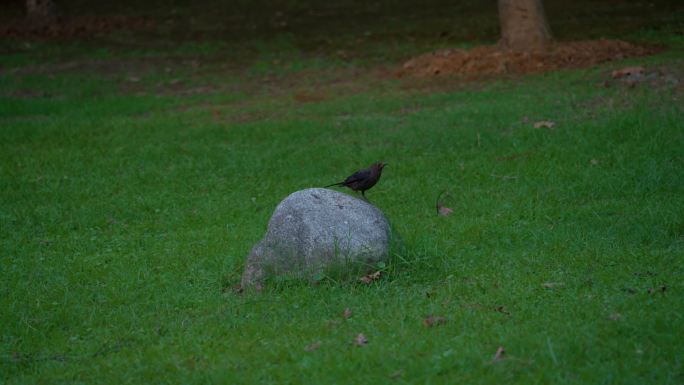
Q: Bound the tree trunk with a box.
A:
[26,0,57,26]
[498,0,552,51]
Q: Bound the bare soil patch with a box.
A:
[0,15,154,39]
[398,39,662,78]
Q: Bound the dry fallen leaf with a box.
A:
[492,346,506,362]
[325,319,341,327]
[359,271,382,284]
[232,284,244,294]
[542,282,564,289]
[611,66,645,79]
[436,190,455,216]
[304,341,322,352]
[343,308,353,319]
[494,306,510,315]
[354,333,368,346]
[647,285,666,294]
[423,315,446,327]
[533,120,556,129]
[389,369,404,379]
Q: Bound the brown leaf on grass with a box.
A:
[343,308,353,319]
[325,319,341,327]
[423,315,446,327]
[436,190,454,216]
[494,306,510,315]
[533,120,556,129]
[304,341,322,352]
[232,284,244,294]
[542,282,564,289]
[354,333,368,346]
[492,346,506,362]
[611,66,645,79]
[389,369,404,379]
[647,285,666,294]
[359,271,381,284]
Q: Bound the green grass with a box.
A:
[2,0,684,384]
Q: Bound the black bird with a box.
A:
[325,162,387,197]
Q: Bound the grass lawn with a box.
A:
[1,1,683,383]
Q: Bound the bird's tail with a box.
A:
[324,182,343,188]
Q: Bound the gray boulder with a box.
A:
[241,188,391,288]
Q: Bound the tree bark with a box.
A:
[498,0,552,51]
[26,0,57,26]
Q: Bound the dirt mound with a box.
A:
[0,15,155,39]
[398,39,661,78]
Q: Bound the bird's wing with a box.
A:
[343,169,370,184]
